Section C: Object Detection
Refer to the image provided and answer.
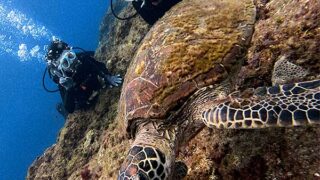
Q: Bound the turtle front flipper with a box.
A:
[202,79,320,129]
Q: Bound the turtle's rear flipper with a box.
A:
[173,161,188,179]
[202,79,320,129]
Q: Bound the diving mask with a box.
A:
[57,50,77,71]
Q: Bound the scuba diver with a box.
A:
[111,0,182,25]
[43,39,122,116]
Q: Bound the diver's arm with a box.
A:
[85,57,122,87]
[77,53,110,75]
[77,53,122,87]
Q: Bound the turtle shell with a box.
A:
[120,0,256,134]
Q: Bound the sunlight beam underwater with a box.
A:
[0,2,55,61]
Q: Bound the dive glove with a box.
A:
[104,74,122,88]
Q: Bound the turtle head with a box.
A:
[118,121,187,180]
[118,145,168,179]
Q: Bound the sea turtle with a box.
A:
[117,0,320,179]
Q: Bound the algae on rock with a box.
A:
[27,2,151,180]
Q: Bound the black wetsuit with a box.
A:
[132,0,182,25]
[48,51,111,113]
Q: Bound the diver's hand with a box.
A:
[105,74,122,88]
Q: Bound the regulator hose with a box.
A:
[42,67,59,93]
[110,0,139,20]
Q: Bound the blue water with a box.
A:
[0,1,109,179]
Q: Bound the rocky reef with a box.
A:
[27,2,151,179]
[28,0,319,179]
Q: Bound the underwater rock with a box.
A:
[28,0,319,179]
[238,0,320,89]
[27,2,151,180]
